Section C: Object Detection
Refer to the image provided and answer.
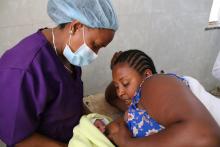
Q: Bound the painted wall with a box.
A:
[81,0,220,95]
[0,0,219,95]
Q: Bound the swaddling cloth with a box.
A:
[68,113,115,147]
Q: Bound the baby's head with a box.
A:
[105,82,128,112]
[93,119,107,133]
[91,117,111,134]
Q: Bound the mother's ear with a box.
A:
[144,69,153,77]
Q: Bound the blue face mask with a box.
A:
[63,27,98,66]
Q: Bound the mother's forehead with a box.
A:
[112,63,139,78]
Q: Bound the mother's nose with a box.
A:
[117,87,126,99]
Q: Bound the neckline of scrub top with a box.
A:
[36,28,82,79]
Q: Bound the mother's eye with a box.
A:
[123,82,129,87]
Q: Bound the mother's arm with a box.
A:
[109,75,220,147]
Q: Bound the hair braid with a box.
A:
[111,49,157,75]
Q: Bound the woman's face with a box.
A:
[70,26,115,54]
[112,63,145,106]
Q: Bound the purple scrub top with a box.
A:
[0,30,84,146]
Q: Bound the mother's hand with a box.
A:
[106,118,132,147]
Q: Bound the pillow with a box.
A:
[83,93,121,119]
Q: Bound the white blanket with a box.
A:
[68,113,115,147]
[184,76,220,126]
[208,0,220,28]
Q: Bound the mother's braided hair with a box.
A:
[110,49,157,75]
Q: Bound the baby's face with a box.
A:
[94,119,106,133]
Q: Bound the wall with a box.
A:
[0,0,219,94]
[83,0,220,94]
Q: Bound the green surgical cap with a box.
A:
[47,0,119,31]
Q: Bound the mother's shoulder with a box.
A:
[144,74,186,87]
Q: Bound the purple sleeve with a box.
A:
[0,68,47,145]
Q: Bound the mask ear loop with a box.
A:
[83,26,86,44]
[139,74,152,88]
[51,28,58,55]
[68,30,73,46]
[68,24,75,46]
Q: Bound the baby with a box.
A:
[68,113,115,147]
[91,117,110,134]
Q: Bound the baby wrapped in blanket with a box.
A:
[68,113,115,147]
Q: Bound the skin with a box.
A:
[108,62,220,147]
[43,20,115,55]
[40,20,115,74]
[94,119,107,133]
[16,134,67,147]
[112,63,152,106]
[15,20,115,147]
[105,81,127,112]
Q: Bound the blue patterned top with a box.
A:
[126,74,188,138]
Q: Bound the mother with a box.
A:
[107,49,220,147]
